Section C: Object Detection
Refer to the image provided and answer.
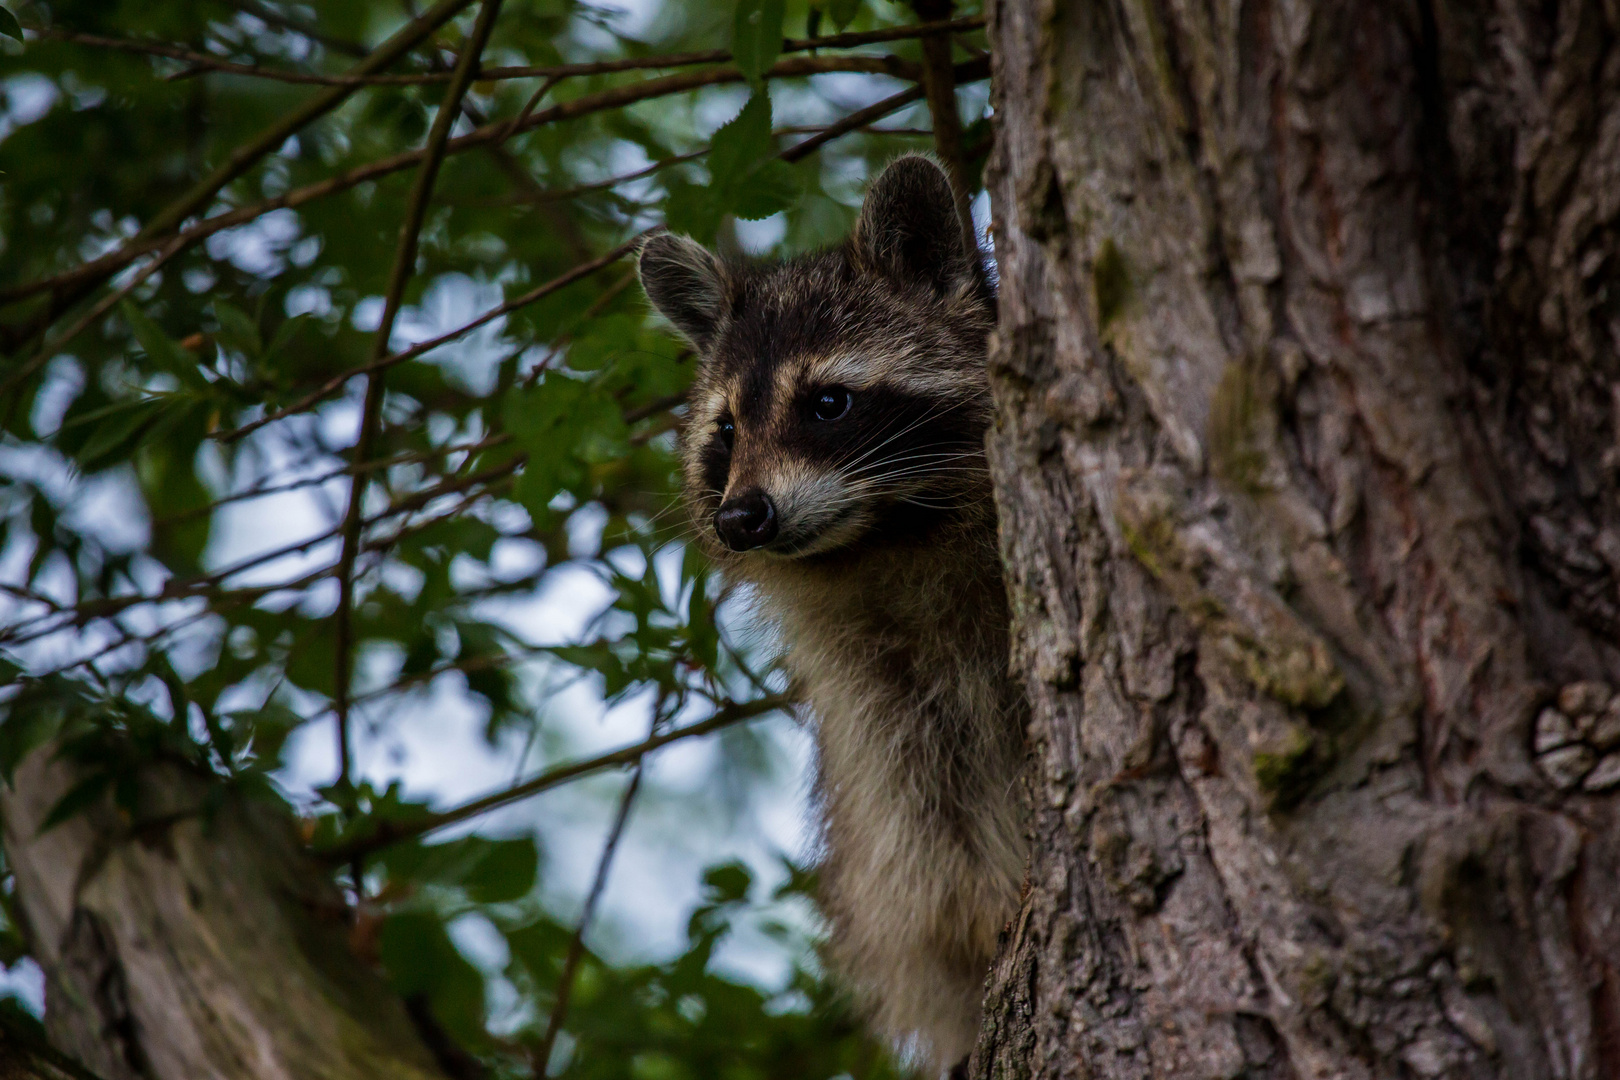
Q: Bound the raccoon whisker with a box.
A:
[836,399,966,471]
[842,409,978,472]
[836,401,954,466]
[846,446,983,469]
[638,502,694,530]
[894,493,993,511]
[847,449,986,473]
[841,450,986,482]
[844,459,988,486]
[837,473,979,500]
[890,492,992,511]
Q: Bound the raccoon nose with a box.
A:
[714,492,778,551]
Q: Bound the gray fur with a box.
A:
[641,156,1027,1072]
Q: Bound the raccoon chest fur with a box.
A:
[638,154,1030,1072]
[761,532,1028,1069]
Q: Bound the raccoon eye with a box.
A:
[811,387,852,422]
[716,418,735,449]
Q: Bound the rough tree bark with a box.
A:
[978,1,1620,1078]
[0,747,451,1080]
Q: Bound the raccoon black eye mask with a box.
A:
[640,155,1027,1074]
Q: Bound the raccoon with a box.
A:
[638,156,1028,1072]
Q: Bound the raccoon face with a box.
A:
[639,156,996,560]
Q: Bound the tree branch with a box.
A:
[530,757,643,1077]
[215,232,649,443]
[0,0,478,361]
[909,0,977,255]
[0,54,988,317]
[224,0,369,56]
[206,60,983,442]
[151,433,512,527]
[30,17,984,87]
[330,0,505,804]
[0,233,188,405]
[141,0,477,239]
[317,695,788,862]
[781,82,924,162]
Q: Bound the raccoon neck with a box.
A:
[739,505,1008,674]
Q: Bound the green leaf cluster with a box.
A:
[666,92,801,239]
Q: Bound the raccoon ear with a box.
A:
[638,233,728,349]
[852,155,975,294]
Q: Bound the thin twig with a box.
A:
[0,514,343,648]
[461,149,708,208]
[224,0,369,56]
[31,17,984,87]
[216,233,650,443]
[1,463,502,655]
[0,233,188,405]
[330,0,506,802]
[142,0,477,239]
[151,433,511,527]
[531,757,644,1077]
[0,55,988,315]
[518,267,639,389]
[780,83,928,163]
[498,74,563,144]
[775,124,932,136]
[472,118,932,210]
[209,62,987,443]
[0,0,476,365]
[316,694,787,862]
[4,367,688,650]
[909,0,978,255]
[16,603,222,685]
[0,583,63,612]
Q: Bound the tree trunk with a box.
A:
[978,1,1620,1078]
[0,747,450,1080]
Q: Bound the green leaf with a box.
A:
[503,377,630,511]
[575,393,629,463]
[503,917,571,981]
[564,313,642,374]
[377,911,487,1046]
[707,93,773,186]
[223,704,304,766]
[731,0,785,88]
[142,433,213,572]
[662,179,722,241]
[121,302,204,389]
[731,159,799,220]
[667,92,797,235]
[826,0,861,30]
[463,836,539,903]
[263,313,308,359]
[702,861,752,904]
[0,6,21,43]
[212,301,262,358]
[72,398,166,470]
[0,678,59,784]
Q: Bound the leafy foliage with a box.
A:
[0,0,988,1074]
